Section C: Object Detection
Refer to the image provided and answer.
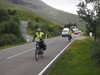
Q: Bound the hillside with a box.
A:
[5,0,81,25]
[0,0,85,31]
[0,0,63,38]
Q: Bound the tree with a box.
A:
[77,0,100,43]
[0,8,9,23]
[64,23,77,28]
[0,8,25,46]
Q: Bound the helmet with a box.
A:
[37,28,41,32]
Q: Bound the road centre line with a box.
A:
[6,40,56,60]
[7,48,35,59]
[46,41,55,44]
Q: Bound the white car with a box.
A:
[62,28,69,37]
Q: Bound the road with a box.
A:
[21,21,33,41]
[0,34,79,75]
[0,21,80,75]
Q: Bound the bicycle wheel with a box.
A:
[40,50,43,58]
[35,48,39,61]
[68,35,71,42]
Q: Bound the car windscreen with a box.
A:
[63,30,68,32]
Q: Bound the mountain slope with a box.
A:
[6,0,81,25]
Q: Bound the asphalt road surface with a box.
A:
[0,34,79,75]
[0,21,80,75]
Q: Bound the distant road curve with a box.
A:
[21,21,33,41]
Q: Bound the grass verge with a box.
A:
[48,38,100,75]
[0,42,29,50]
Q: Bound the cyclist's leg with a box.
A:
[68,35,71,41]
[38,41,43,54]
[43,42,46,50]
[40,40,44,49]
[68,35,70,40]
[70,34,72,39]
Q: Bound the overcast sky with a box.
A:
[41,0,80,15]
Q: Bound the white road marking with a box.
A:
[7,48,35,59]
[6,40,57,60]
[47,41,55,44]
[38,38,75,75]
[0,44,28,52]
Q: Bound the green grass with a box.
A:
[0,0,13,9]
[0,0,44,21]
[48,38,100,75]
[0,42,29,50]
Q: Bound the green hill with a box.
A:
[0,0,85,31]
[2,0,82,24]
[0,0,63,38]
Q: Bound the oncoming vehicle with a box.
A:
[62,28,69,37]
[74,30,81,35]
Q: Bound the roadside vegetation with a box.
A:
[28,19,62,38]
[0,0,63,38]
[0,3,63,49]
[16,8,63,38]
[77,0,100,44]
[0,8,26,47]
[48,38,100,75]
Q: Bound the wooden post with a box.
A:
[27,36,29,43]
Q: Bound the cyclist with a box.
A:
[68,29,72,41]
[32,28,46,53]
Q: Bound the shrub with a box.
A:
[28,20,62,38]
[0,8,26,47]
[0,8,9,23]
[0,34,18,46]
[91,43,100,65]
[0,19,21,37]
